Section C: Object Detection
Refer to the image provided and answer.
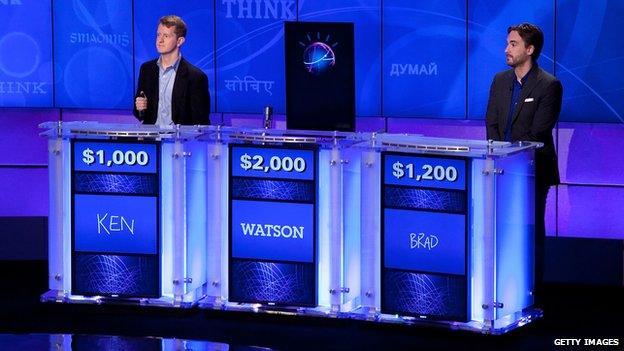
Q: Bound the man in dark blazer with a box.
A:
[133,15,210,125]
[486,23,563,305]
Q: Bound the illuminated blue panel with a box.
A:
[231,200,314,263]
[74,194,157,255]
[384,186,466,212]
[230,146,315,180]
[232,178,314,202]
[384,154,466,190]
[215,0,295,113]
[556,0,624,123]
[74,173,157,195]
[558,184,624,240]
[229,144,317,305]
[383,0,466,118]
[494,151,533,315]
[383,271,466,320]
[133,0,216,112]
[73,334,161,350]
[73,141,158,173]
[384,209,465,275]
[73,253,158,296]
[54,0,133,108]
[558,122,624,185]
[0,1,53,107]
[0,167,48,217]
[467,0,555,119]
[0,109,57,165]
[230,260,315,305]
[298,0,381,116]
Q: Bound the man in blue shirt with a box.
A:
[134,15,210,125]
[485,23,563,306]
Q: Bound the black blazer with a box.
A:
[486,65,563,186]
[133,57,210,125]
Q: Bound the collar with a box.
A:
[514,62,538,86]
[157,54,182,71]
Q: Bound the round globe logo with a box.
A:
[303,42,335,75]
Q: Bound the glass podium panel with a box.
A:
[494,150,535,319]
[197,127,367,315]
[40,122,210,306]
[354,134,542,333]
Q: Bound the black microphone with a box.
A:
[138,91,147,120]
[263,105,273,129]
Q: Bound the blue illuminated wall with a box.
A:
[0,0,621,122]
[1,1,623,268]
[556,0,623,123]
[383,0,466,118]
[53,0,133,109]
[0,1,53,107]
[215,0,292,113]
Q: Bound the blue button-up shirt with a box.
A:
[504,73,528,142]
[156,55,181,126]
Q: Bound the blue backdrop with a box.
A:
[0,1,53,107]
[556,0,623,123]
[53,0,133,109]
[0,0,621,122]
[383,0,466,119]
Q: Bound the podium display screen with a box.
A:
[229,145,317,306]
[381,152,469,321]
[71,140,160,298]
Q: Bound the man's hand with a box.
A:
[135,91,147,111]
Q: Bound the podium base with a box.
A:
[347,306,543,334]
[40,289,203,308]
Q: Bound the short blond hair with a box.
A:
[159,15,187,38]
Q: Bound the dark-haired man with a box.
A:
[134,15,210,125]
[485,23,563,305]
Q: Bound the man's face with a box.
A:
[505,30,533,67]
[156,24,182,55]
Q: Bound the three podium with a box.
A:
[40,121,541,334]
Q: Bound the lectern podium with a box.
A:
[40,121,542,333]
[356,134,541,332]
[40,122,210,306]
